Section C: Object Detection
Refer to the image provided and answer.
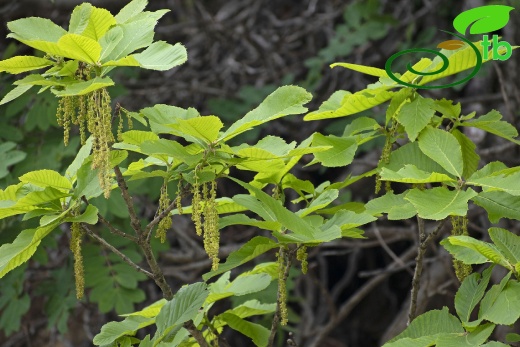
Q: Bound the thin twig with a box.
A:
[81,196,138,242]
[408,219,446,324]
[183,321,210,347]
[145,198,178,243]
[81,224,153,278]
[113,166,142,235]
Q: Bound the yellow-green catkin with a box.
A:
[376,125,395,194]
[70,219,85,299]
[450,215,472,281]
[203,180,219,270]
[156,183,172,243]
[175,180,184,215]
[191,180,202,236]
[277,249,289,325]
[297,245,308,274]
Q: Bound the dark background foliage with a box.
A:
[0,0,519,346]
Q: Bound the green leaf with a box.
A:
[167,116,223,144]
[447,235,512,269]
[65,137,93,182]
[481,280,520,325]
[79,6,117,41]
[7,17,66,43]
[93,316,154,346]
[441,238,489,265]
[310,133,357,167]
[396,97,435,141]
[102,19,156,62]
[202,237,278,280]
[461,110,520,145]
[219,85,312,142]
[53,77,114,96]
[0,85,33,105]
[320,209,376,231]
[467,170,520,196]
[451,129,479,179]
[433,99,461,119]
[297,189,338,217]
[65,205,98,224]
[418,127,463,177]
[154,282,208,344]
[405,187,477,220]
[220,313,269,347]
[57,33,102,64]
[19,169,72,191]
[365,192,417,220]
[99,26,124,61]
[488,228,520,265]
[384,307,463,345]
[383,142,449,175]
[115,0,148,23]
[69,3,92,35]
[0,56,54,74]
[455,266,493,324]
[305,86,394,120]
[473,191,520,223]
[219,214,281,231]
[330,62,388,77]
[380,165,456,184]
[133,41,187,71]
[14,74,68,87]
[207,273,272,303]
[0,219,63,278]
[386,87,413,124]
[453,5,514,35]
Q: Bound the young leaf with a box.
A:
[99,26,124,61]
[396,97,435,141]
[330,62,388,77]
[379,165,456,184]
[481,280,520,325]
[79,6,117,41]
[384,142,448,175]
[133,41,187,71]
[219,85,312,142]
[461,110,520,145]
[488,228,520,265]
[115,0,148,24]
[0,56,54,74]
[451,129,479,179]
[304,86,394,120]
[441,238,489,265]
[69,3,92,35]
[53,77,114,96]
[455,266,493,324]
[0,85,33,105]
[101,19,157,62]
[202,237,278,280]
[447,235,512,269]
[57,33,102,64]
[310,134,357,167]
[167,115,223,144]
[93,316,155,346]
[405,187,476,220]
[0,219,63,278]
[154,282,208,343]
[364,192,417,220]
[19,169,72,191]
[7,17,66,43]
[418,127,463,177]
[467,170,520,196]
[472,191,520,223]
[219,313,269,347]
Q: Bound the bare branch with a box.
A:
[113,166,142,235]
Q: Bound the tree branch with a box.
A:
[113,166,142,235]
[81,224,153,279]
[183,321,210,347]
[408,219,446,324]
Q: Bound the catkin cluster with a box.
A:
[450,215,472,281]
[296,245,308,274]
[155,183,173,243]
[69,208,85,299]
[375,126,395,194]
[191,179,220,270]
[277,249,289,326]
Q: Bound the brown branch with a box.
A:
[113,166,142,235]
[408,219,446,324]
[307,246,418,347]
[81,196,138,242]
[81,224,153,278]
[183,321,210,347]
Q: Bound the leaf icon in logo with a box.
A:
[437,40,465,50]
[453,5,515,35]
